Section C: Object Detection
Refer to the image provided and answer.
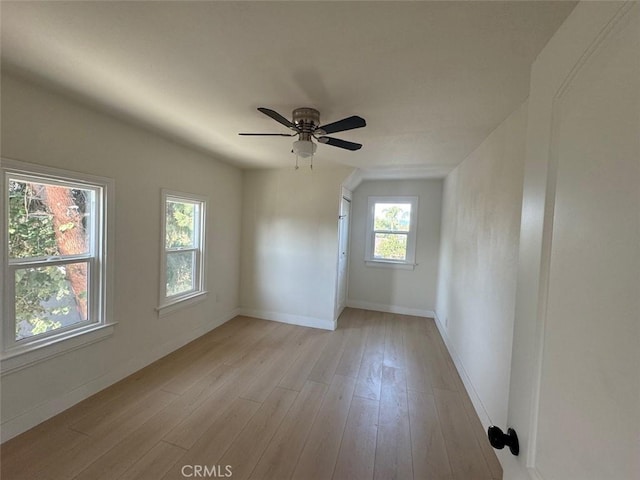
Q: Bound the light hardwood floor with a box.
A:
[1,308,502,480]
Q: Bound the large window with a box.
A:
[159,190,206,313]
[365,196,418,267]
[2,159,112,364]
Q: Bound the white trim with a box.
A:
[346,299,433,319]
[334,192,352,322]
[1,158,115,188]
[432,311,493,429]
[156,290,208,317]
[158,189,207,312]
[340,186,352,202]
[365,195,419,265]
[430,311,531,475]
[0,308,239,443]
[239,308,336,331]
[1,322,116,376]
[364,260,416,270]
[1,158,114,364]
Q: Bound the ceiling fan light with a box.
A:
[292,140,317,158]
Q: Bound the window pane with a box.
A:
[166,200,198,249]
[374,233,408,261]
[166,251,195,297]
[15,262,89,341]
[8,179,93,259]
[373,203,411,232]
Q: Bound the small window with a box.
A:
[2,159,113,361]
[159,190,207,313]
[365,196,418,266]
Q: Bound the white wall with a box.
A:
[0,73,243,441]
[240,166,352,330]
[347,179,442,316]
[435,101,527,434]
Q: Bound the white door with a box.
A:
[505,3,640,479]
[336,196,351,316]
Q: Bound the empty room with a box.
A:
[1,2,638,480]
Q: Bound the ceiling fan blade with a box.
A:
[257,107,296,130]
[318,115,366,135]
[318,136,362,151]
[239,133,296,136]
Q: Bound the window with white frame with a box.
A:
[365,196,418,266]
[2,160,112,359]
[159,190,206,312]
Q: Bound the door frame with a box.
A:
[334,187,352,322]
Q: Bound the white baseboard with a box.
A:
[239,308,336,331]
[432,311,493,431]
[432,313,524,474]
[346,299,435,319]
[0,308,239,443]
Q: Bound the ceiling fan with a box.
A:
[239,107,366,162]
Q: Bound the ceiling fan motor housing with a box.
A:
[293,107,321,140]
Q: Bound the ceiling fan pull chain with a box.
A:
[295,154,299,170]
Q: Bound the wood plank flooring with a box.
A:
[1,308,501,480]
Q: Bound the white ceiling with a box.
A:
[1,1,576,173]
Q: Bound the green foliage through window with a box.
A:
[163,196,203,300]
[8,181,59,259]
[8,179,92,340]
[166,251,195,297]
[374,233,408,260]
[372,203,411,260]
[374,203,411,232]
[166,200,196,248]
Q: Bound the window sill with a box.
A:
[365,260,417,271]
[157,291,208,318]
[1,322,116,376]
